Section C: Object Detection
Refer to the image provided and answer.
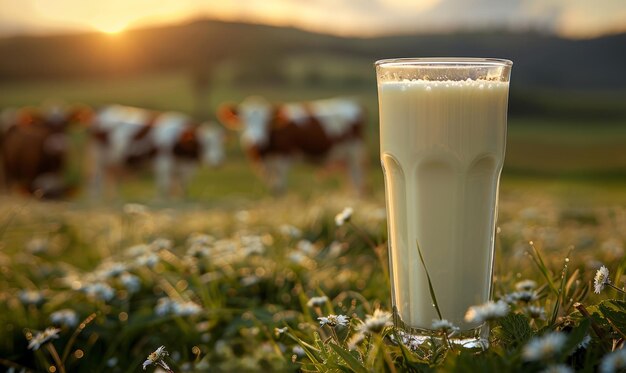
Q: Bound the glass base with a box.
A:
[392,307,489,350]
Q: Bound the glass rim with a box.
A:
[375,57,513,68]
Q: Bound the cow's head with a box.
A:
[197,122,225,167]
[218,96,275,148]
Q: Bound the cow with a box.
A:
[89,105,224,199]
[217,96,367,195]
[0,104,92,198]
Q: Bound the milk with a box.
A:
[378,79,509,331]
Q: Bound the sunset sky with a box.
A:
[0,0,625,39]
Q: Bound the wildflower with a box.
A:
[155,298,174,316]
[123,203,148,215]
[127,244,150,257]
[241,235,265,256]
[27,327,61,350]
[361,309,393,334]
[464,300,509,324]
[82,282,115,302]
[307,295,329,308]
[594,265,611,294]
[576,335,592,350]
[136,253,159,268]
[509,290,539,303]
[318,314,350,328]
[155,298,202,317]
[525,305,547,320]
[522,332,567,361]
[515,279,538,292]
[297,240,317,255]
[107,357,119,367]
[540,364,574,373]
[187,233,215,246]
[151,238,173,251]
[240,275,260,287]
[119,272,141,294]
[600,347,626,373]
[292,345,305,357]
[143,345,171,371]
[431,319,460,334]
[98,261,127,278]
[18,290,44,305]
[335,207,353,227]
[26,237,49,254]
[50,309,79,328]
[274,327,288,337]
[347,332,366,350]
[279,224,301,238]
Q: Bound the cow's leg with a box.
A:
[154,154,174,199]
[264,156,290,195]
[88,142,106,199]
[176,160,197,198]
[347,140,367,196]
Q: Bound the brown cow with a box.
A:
[218,96,367,194]
[0,104,92,198]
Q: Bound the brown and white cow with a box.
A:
[218,96,367,194]
[0,104,92,198]
[90,105,224,198]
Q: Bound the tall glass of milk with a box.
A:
[375,58,512,344]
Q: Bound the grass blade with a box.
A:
[416,240,442,320]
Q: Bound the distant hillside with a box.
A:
[0,19,625,92]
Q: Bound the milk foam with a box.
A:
[379,79,509,330]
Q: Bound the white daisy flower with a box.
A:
[82,282,115,302]
[26,237,49,254]
[150,238,173,252]
[347,332,366,350]
[431,319,460,334]
[522,332,567,361]
[515,279,538,292]
[136,253,159,268]
[119,272,141,294]
[292,345,305,357]
[50,309,78,328]
[27,327,61,350]
[307,296,329,308]
[464,300,509,324]
[274,327,288,337]
[142,345,170,371]
[600,347,626,373]
[594,265,611,294]
[318,314,349,328]
[123,203,148,215]
[172,301,203,317]
[279,224,302,238]
[576,335,592,351]
[361,309,393,334]
[18,290,44,305]
[335,207,353,227]
[525,305,547,320]
[509,291,539,303]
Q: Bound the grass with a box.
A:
[1,186,625,372]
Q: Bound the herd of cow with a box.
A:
[0,97,367,200]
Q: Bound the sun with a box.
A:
[93,20,129,35]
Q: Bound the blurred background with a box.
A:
[1,2,626,370]
[1,0,625,204]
